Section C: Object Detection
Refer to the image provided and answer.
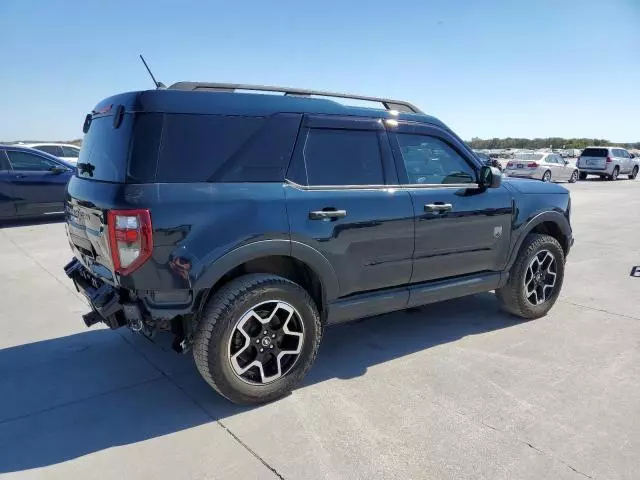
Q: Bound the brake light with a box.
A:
[507,162,514,167]
[107,209,153,275]
[606,156,613,163]
[527,162,538,168]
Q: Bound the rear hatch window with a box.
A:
[580,148,608,157]
[78,113,162,183]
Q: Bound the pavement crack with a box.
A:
[117,332,286,479]
[560,299,639,321]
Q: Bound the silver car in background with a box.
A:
[577,146,639,181]
[505,152,579,183]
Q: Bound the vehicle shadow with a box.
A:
[0,293,520,473]
[0,215,64,229]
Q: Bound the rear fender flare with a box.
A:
[193,239,340,303]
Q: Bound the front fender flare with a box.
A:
[505,211,572,271]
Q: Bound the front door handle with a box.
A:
[424,203,452,213]
[309,209,347,220]
[14,174,26,179]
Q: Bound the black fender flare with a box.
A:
[193,239,340,303]
[505,211,572,271]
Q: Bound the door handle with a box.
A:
[424,203,452,213]
[309,209,347,220]
[14,174,26,179]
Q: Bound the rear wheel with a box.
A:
[495,234,565,319]
[568,170,578,183]
[542,170,552,182]
[609,166,619,181]
[193,274,322,405]
[579,171,587,180]
[630,166,638,180]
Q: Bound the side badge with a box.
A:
[493,226,503,239]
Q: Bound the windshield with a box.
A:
[514,153,544,161]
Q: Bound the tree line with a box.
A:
[468,137,640,150]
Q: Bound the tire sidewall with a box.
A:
[543,171,551,182]
[204,280,321,403]
[513,236,565,317]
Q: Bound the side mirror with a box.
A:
[479,165,502,188]
[48,166,66,174]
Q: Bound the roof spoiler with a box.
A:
[167,81,423,114]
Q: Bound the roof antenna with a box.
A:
[139,54,166,89]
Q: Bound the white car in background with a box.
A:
[505,151,579,183]
[23,143,81,164]
[577,147,639,181]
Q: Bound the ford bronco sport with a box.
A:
[64,82,573,404]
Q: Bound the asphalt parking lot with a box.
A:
[1,178,639,480]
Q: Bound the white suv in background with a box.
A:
[577,147,639,181]
[23,143,81,164]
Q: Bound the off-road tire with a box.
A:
[579,171,587,180]
[629,166,638,180]
[495,234,565,319]
[193,274,322,405]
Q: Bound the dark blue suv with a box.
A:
[64,82,573,404]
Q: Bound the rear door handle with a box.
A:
[424,203,452,213]
[309,209,347,220]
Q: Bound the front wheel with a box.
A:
[495,234,565,319]
[630,166,639,180]
[542,170,552,182]
[568,170,578,183]
[193,274,322,405]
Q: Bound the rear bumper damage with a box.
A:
[64,258,143,330]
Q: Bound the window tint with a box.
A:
[78,114,133,182]
[302,129,384,186]
[396,134,475,184]
[0,151,9,170]
[34,145,62,156]
[61,146,80,158]
[157,115,265,183]
[7,151,58,171]
[581,148,608,157]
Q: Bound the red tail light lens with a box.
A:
[527,162,538,168]
[107,209,153,275]
[606,156,613,163]
[507,162,514,167]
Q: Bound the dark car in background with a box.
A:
[0,145,75,220]
[474,150,503,171]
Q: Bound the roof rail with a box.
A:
[168,81,423,114]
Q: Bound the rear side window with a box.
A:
[301,129,384,186]
[0,151,10,170]
[34,145,63,156]
[581,148,608,157]
[61,146,80,158]
[157,115,264,183]
[156,113,302,183]
[6,151,59,171]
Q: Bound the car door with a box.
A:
[0,150,17,219]
[620,149,631,173]
[388,122,513,289]
[285,115,415,298]
[550,154,569,181]
[5,149,72,216]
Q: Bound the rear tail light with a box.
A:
[606,156,613,163]
[527,162,538,168]
[107,209,153,275]
[507,162,514,168]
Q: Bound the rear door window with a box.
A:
[61,146,80,158]
[34,145,63,156]
[301,129,384,186]
[7,151,59,171]
[581,148,608,157]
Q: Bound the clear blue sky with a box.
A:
[2,0,639,142]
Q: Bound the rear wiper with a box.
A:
[77,162,95,177]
